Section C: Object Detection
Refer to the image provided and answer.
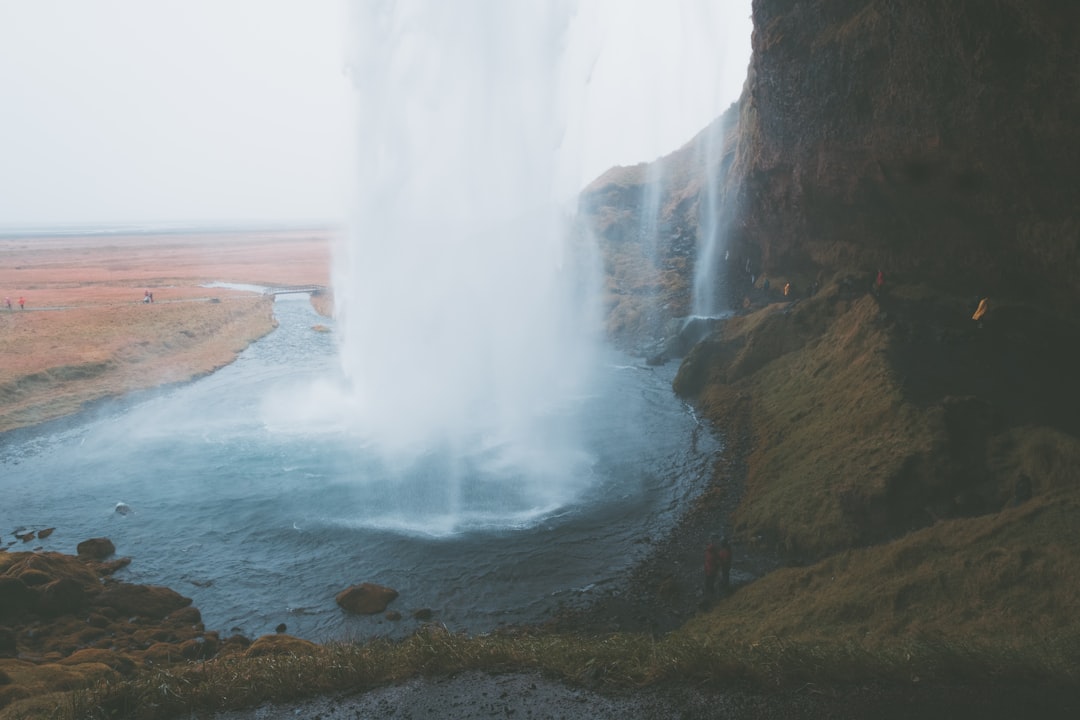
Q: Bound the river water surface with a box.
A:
[1,294,719,642]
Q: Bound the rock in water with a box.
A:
[335,583,399,615]
[76,537,116,560]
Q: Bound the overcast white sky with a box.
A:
[0,1,750,228]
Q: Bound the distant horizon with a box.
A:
[0,2,751,228]
[0,219,343,239]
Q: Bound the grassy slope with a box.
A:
[0,296,275,432]
[7,278,1080,716]
[672,277,1080,682]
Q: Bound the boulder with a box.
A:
[95,584,191,620]
[142,642,184,666]
[58,648,134,675]
[76,538,115,561]
[217,634,251,658]
[38,577,87,617]
[0,578,34,620]
[0,627,16,658]
[14,570,51,587]
[167,606,202,626]
[95,557,132,575]
[179,636,218,661]
[335,583,399,615]
[244,634,320,658]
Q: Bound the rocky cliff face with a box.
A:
[581,0,1079,353]
[730,0,1080,304]
[578,104,741,355]
[576,0,1080,558]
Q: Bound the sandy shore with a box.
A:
[0,228,333,433]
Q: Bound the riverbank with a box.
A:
[4,273,1075,716]
[0,229,333,434]
[4,236,1080,718]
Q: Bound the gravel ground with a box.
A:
[209,670,1080,720]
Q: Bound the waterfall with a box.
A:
[332,2,600,469]
[692,119,727,318]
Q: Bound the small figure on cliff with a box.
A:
[972,297,989,327]
[704,535,733,602]
[704,534,721,601]
[783,282,791,298]
[874,269,885,296]
[718,537,732,591]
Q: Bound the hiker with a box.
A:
[972,297,988,327]
[18,296,24,310]
[783,282,791,297]
[144,290,151,303]
[704,535,733,600]
[874,269,885,295]
[4,297,10,311]
[704,535,721,600]
[717,537,732,590]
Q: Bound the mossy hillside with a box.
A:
[680,490,1080,683]
[670,276,1080,681]
[677,285,940,556]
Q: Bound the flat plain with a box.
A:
[0,228,333,433]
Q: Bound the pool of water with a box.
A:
[1,294,719,642]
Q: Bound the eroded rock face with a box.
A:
[96,583,192,620]
[0,547,220,712]
[581,1,1079,352]
[0,577,34,620]
[727,0,1080,305]
[578,105,742,352]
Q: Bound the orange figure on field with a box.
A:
[18,296,25,310]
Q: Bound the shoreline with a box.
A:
[0,229,332,434]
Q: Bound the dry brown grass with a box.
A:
[673,276,1080,685]
[0,229,333,432]
[678,488,1080,685]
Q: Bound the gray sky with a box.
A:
[0,1,750,228]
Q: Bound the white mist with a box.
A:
[328,2,601,525]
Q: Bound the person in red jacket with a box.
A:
[717,537,732,591]
[704,535,733,601]
[704,535,720,600]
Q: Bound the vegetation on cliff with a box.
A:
[5,1,1080,717]
[673,277,1080,686]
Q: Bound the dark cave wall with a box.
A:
[726,0,1080,302]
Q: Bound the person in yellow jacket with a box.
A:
[972,297,988,326]
[972,297,988,320]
